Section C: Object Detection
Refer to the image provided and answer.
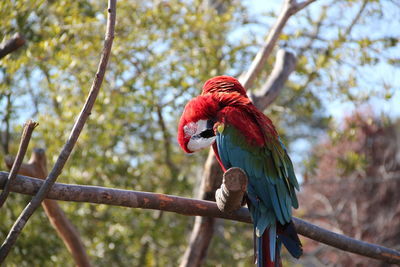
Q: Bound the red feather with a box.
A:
[177,94,219,153]
[178,82,279,152]
[202,76,247,96]
[213,91,279,146]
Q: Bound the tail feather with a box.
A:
[277,220,303,259]
[255,221,302,267]
[256,229,282,267]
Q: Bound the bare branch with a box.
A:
[251,49,297,110]
[0,0,116,262]
[155,104,179,177]
[239,0,314,89]
[0,173,399,264]
[345,0,368,36]
[5,148,91,267]
[0,33,26,59]
[0,120,38,208]
[179,216,216,267]
[291,0,317,13]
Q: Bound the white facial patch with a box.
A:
[187,136,216,152]
[183,122,197,138]
[186,120,216,152]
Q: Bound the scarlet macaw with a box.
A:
[177,76,302,267]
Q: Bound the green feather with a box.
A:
[216,124,300,228]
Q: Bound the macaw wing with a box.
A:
[216,124,299,235]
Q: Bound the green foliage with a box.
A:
[0,0,398,266]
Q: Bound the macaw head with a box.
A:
[177,94,220,153]
[201,75,247,96]
[178,76,254,153]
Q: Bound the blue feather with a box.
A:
[269,222,276,262]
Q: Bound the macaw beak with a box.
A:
[183,119,216,152]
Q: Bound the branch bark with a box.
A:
[4,148,91,267]
[215,167,247,213]
[251,49,297,110]
[0,120,38,208]
[0,0,116,262]
[0,33,26,59]
[0,173,399,264]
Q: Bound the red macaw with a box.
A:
[177,76,302,267]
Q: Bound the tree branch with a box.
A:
[4,148,91,267]
[179,216,216,267]
[239,0,315,89]
[251,49,297,110]
[215,167,247,212]
[0,173,399,264]
[0,0,116,262]
[0,33,26,59]
[155,103,179,177]
[0,120,38,208]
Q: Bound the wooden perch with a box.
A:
[4,148,91,267]
[0,173,399,264]
[215,167,247,212]
[0,33,26,59]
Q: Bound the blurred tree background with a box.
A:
[0,0,399,266]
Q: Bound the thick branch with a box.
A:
[5,148,91,267]
[0,173,399,264]
[0,33,26,59]
[0,0,116,262]
[0,120,38,208]
[240,0,315,89]
[179,216,216,267]
[215,167,247,212]
[251,49,297,110]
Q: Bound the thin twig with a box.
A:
[155,104,179,177]
[0,33,26,59]
[0,0,116,263]
[344,0,368,36]
[0,173,399,264]
[0,120,38,208]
